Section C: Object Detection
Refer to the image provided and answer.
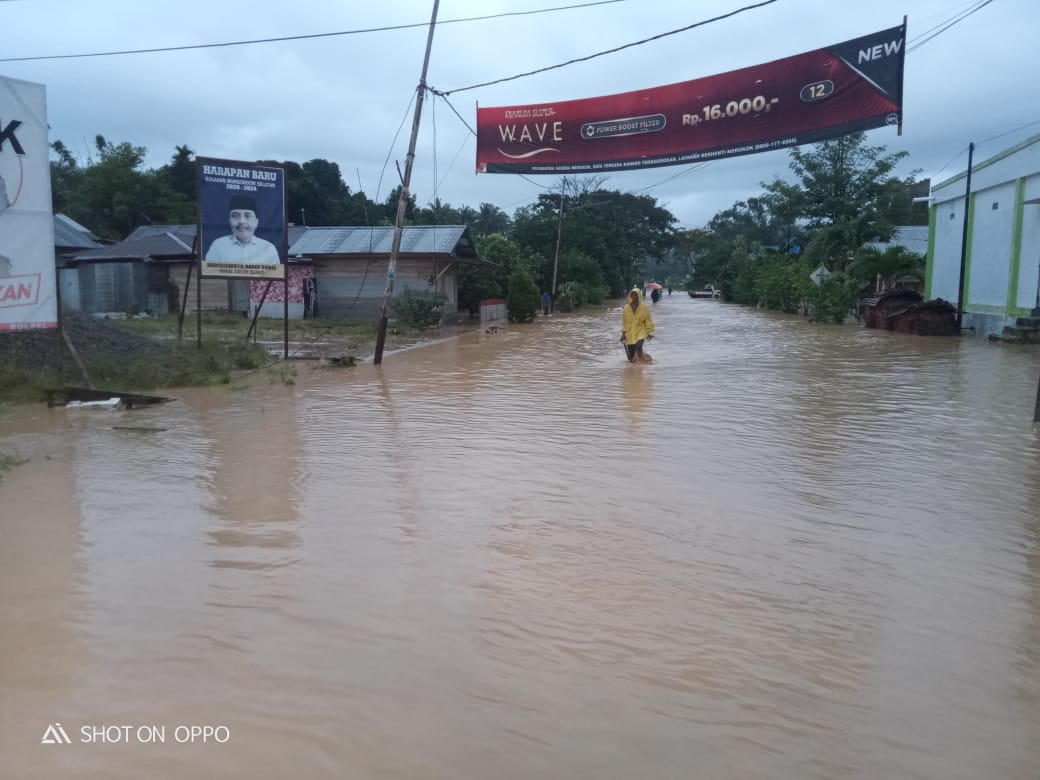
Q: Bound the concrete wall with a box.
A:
[967,180,1015,308]
[1019,172,1040,311]
[927,132,1040,335]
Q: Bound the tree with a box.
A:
[473,202,511,236]
[848,245,926,289]
[382,185,417,224]
[511,185,677,297]
[158,145,196,200]
[50,140,85,217]
[506,266,540,322]
[71,136,168,239]
[457,233,540,317]
[762,132,912,270]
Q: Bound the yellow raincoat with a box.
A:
[621,288,655,345]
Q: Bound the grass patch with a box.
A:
[119,313,386,349]
[82,340,272,392]
[0,310,427,406]
[0,364,65,405]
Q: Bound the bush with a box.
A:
[393,289,447,328]
[581,283,609,305]
[507,267,541,322]
[810,275,862,323]
[753,257,812,313]
[555,281,585,312]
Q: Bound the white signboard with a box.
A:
[809,263,832,286]
[0,75,56,330]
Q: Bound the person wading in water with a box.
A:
[621,288,655,363]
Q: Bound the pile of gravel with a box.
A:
[0,308,176,370]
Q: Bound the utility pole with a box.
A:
[956,142,974,330]
[373,0,440,365]
[551,177,566,296]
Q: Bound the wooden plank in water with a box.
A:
[46,386,175,409]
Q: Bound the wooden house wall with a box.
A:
[168,263,235,314]
[315,256,458,322]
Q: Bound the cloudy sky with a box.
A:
[1,0,1037,229]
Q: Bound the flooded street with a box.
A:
[2,296,1040,779]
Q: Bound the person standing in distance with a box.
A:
[205,194,280,265]
[621,288,655,363]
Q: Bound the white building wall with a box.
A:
[967,181,1015,307]
[928,132,1040,335]
[933,138,1040,204]
[1020,173,1040,311]
[931,197,966,302]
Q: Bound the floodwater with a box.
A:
[2,296,1040,779]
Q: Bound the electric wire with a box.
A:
[979,118,1040,145]
[436,0,781,96]
[907,0,996,52]
[906,0,991,42]
[0,0,630,63]
[930,146,969,180]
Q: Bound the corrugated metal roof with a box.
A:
[68,231,193,262]
[69,224,477,263]
[124,224,309,249]
[865,226,929,256]
[53,213,105,249]
[288,225,476,258]
[125,224,197,244]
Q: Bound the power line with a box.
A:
[979,118,1040,145]
[434,91,477,137]
[907,0,996,52]
[0,0,628,62]
[930,146,969,180]
[437,0,781,96]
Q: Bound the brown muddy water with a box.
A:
[2,297,1040,779]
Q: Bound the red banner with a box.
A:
[476,25,905,174]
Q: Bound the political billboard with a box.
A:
[197,157,286,280]
[477,24,905,175]
[0,75,57,330]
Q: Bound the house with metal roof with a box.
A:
[63,225,219,315]
[286,225,480,322]
[62,223,482,322]
[53,213,106,259]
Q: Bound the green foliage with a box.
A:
[472,202,512,236]
[382,185,418,224]
[753,256,813,314]
[848,245,925,288]
[716,240,756,304]
[581,283,609,305]
[90,342,266,388]
[763,133,909,228]
[458,233,541,316]
[555,281,585,312]
[52,139,386,239]
[0,363,62,405]
[507,266,541,323]
[809,275,864,324]
[393,289,447,328]
[511,181,677,297]
[558,249,606,294]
